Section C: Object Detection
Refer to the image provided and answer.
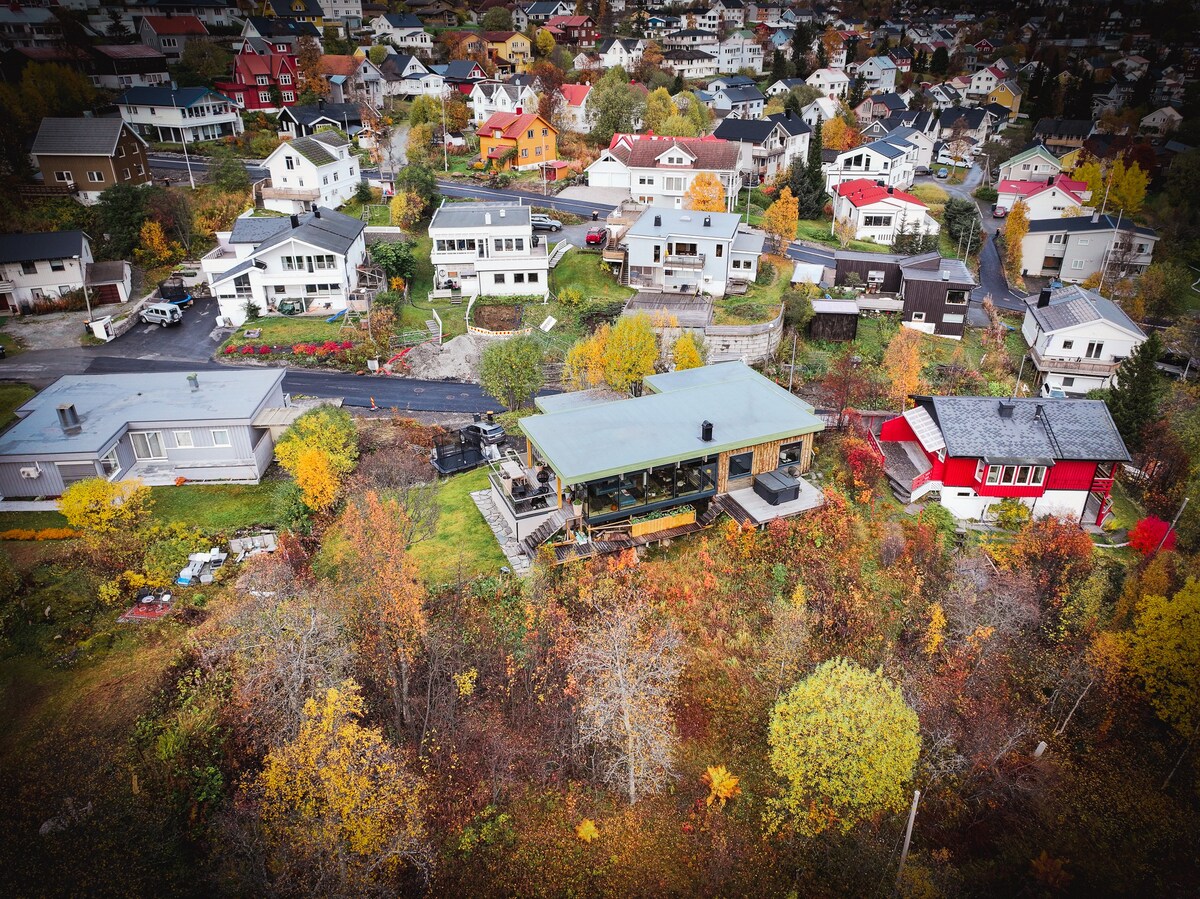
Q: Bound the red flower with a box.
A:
[340,340,353,349]
[258,345,271,355]
[240,345,254,355]
[224,345,238,354]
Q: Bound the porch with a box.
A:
[1029,345,1120,377]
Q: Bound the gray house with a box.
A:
[620,207,764,296]
[0,370,292,499]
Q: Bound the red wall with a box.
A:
[1045,459,1100,491]
[942,457,980,487]
[879,416,915,441]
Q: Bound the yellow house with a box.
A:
[484,31,533,71]
[260,0,325,28]
[1058,147,1085,174]
[478,112,558,172]
[987,81,1023,120]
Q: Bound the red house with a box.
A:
[214,47,298,111]
[544,15,599,48]
[874,396,1129,525]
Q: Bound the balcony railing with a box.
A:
[258,179,320,201]
[665,253,705,268]
[1030,345,1119,376]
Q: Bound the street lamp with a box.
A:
[172,84,195,190]
[72,254,93,323]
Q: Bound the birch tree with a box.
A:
[570,602,683,804]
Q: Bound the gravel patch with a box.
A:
[403,334,483,381]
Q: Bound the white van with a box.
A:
[140,303,183,327]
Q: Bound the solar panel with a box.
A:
[903,406,946,453]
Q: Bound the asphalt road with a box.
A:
[436,180,615,218]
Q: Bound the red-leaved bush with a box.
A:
[1129,516,1176,556]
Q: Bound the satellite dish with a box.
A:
[539,315,557,332]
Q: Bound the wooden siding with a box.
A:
[717,438,784,493]
[808,312,858,341]
[902,276,970,337]
[835,256,902,291]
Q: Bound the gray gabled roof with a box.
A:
[918,395,1130,464]
[0,231,87,264]
[713,118,777,143]
[115,86,230,108]
[381,13,424,27]
[1027,214,1157,238]
[1025,284,1145,338]
[846,138,906,159]
[32,117,141,157]
[766,111,812,136]
[227,208,364,256]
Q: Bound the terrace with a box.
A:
[1029,344,1120,377]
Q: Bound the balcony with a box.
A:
[258,179,320,202]
[1030,345,1119,377]
[665,253,705,268]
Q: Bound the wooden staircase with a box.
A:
[521,510,567,557]
[547,241,574,269]
[710,494,753,526]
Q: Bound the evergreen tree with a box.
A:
[847,75,866,109]
[671,73,684,94]
[931,46,949,75]
[806,119,823,172]
[784,90,803,117]
[1107,332,1166,452]
[771,49,790,84]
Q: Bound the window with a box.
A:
[131,431,166,460]
[514,273,525,283]
[211,429,231,447]
[653,245,661,263]
[259,91,271,103]
[282,256,302,271]
[314,255,335,270]
[911,311,926,322]
[521,148,529,157]
[528,272,539,283]
[527,129,534,138]
[256,75,269,85]
[1085,341,1103,359]
[87,171,104,183]
[285,156,295,170]
[162,37,178,48]
[49,258,65,272]
[665,176,685,192]
[117,145,126,158]
[1049,234,1065,244]
[1078,238,1090,246]
[1070,259,1085,270]
[985,465,1001,485]
[1062,340,1074,351]
[727,451,753,479]
[20,261,36,275]
[863,214,893,227]
[975,459,985,480]
[280,74,292,85]
[174,430,194,448]
[122,168,131,180]
[100,446,121,479]
[494,274,506,284]
[1030,467,1046,486]
[54,171,71,182]
[282,91,294,102]
[1062,377,1075,387]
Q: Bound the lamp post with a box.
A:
[73,254,93,323]
[440,88,449,173]
[172,85,195,190]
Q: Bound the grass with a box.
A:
[796,219,892,254]
[551,249,634,303]
[408,468,509,584]
[221,315,353,350]
[0,509,67,531]
[0,329,23,356]
[338,190,391,226]
[0,383,35,429]
[712,258,789,325]
[1107,479,1144,533]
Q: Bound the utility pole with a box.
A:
[894,789,921,895]
[440,88,449,173]
[173,85,195,190]
[788,332,797,391]
[1156,496,1190,554]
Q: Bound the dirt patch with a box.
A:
[402,333,482,381]
[473,304,523,331]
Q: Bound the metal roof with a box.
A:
[903,405,945,453]
[429,203,531,230]
[521,362,823,484]
[32,118,138,157]
[0,231,87,264]
[115,86,230,108]
[0,371,285,458]
[626,207,741,240]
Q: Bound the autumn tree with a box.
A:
[643,86,678,133]
[255,682,433,894]
[671,331,704,370]
[406,123,436,166]
[766,658,920,835]
[822,349,877,425]
[59,478,152,536]
[389,190,426,230]
[676,91,712,134]
[763,186,799,251]
[275,405,359,512]
[295,35,329,101]
[684,171,726,213]
[832,215,857,249]
[535,28,556,58]
[293,446,340,512]
[1124,579,1200,743]
[1077,157,1149,216]
[133,220,183,268]
[479,335,545,409]
[570,601,683,804]
[1003,199,1030,285]
[604,313,659,391]
[564,322,610,389]
[1135,262,1190,319]
[882,326,925,410]
[587,65,645,144]
[822,115,861,151]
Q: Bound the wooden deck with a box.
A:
[551,520,711,564]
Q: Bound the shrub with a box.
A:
[240,345,255,355]
[994,497,1032,530]
[224,344,239,354]
[0,527,81,540]
[258,344,272,355]
[840,435,884,491]
[559,287,583,307]
[972,185,999,203]
[1129,516,1177,556]
[756,260,775,286]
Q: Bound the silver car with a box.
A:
[530,213,562,232]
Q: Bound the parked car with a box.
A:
[585,225,608,246]
[992,205,1007,218]
[936,168,949,179]
[139,303,183,327]
[530,214,562,232]
[914,165,931,176]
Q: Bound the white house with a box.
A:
[707,84,766,118]
[469,80,539,126]
[997,143,1062,182]
[713,114,810,182]
[880,126,936,172]
[428,203,549,300]
[1140,106,1182,137]
[801,96,841,128]
[1021,284,1146,395]
[663,28,720,51]
[833,178,940,244]
[370,13,434,55]
[595,37,645,69]
[115,86,243,144]
[324,0,363,30]
[202,208,369,327]
[378,53,444,98]
[966,64,1005,100]
[806,67,851,99]
[717,31,763,74]
[662,48,719,80]
[823,138,915,193]
[259,131,360,214]
[852,56,898,93]
[766,77,809,97]
[995,176,1090,220]
[0,231,132,312]
[555,83,592,132]
[585,134,740,211]
[1020,214,1159,282]
[621,207,764,296]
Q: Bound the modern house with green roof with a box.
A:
[489,362,825,561]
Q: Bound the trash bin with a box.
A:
[592,210,599,221]
[0,344,6,359]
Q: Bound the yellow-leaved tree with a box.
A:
[603,313,659,391]
[822,115,861,151]
[564,322,610,390]
[671,331,704,370]
[766,658,919,835]
[684,171,726,212]
[275,405,359,512]
[293,446,340,512]
[882,326,925,410]
[702,764,742,808]
[1003,199,1030,286]
[643,87,678,133]
[1124,579,1200,744]
[763,186,799,251]
[59,477,152,535]
[256,681,433,892]
[389,190,425,230]
[134,220,183,268]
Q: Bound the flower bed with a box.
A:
[223,340,355,359]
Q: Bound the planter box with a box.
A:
[630,507,696,538]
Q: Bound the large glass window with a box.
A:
[728,451,753,479]
[131,431,166,460]
[779,441,807,469]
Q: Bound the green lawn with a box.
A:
[796,219,892,254]
[0,383,35,429]
[712,260,788,325]
[0,510,68,531]
[1107,479,1144,533]
[221,315,353,350]
[408,468,509,585]
[550,249,634,303]
[338,191,391,226]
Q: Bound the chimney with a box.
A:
[289,214,299,228]
[654,214,662,226]
[1091,211,1100,224]
[700,420,714,442]
[1038,286,1053,307]
[485,212,492,225]
[312,207,321,218]
[56,404,81,434]
[887,186,894,194]
[317,98,325,112]
[703,215,711,226]
[998,400,1015,418]
[187,373,199,391]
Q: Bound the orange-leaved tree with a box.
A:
[684,171,726,212]
[763,186,799,251]
[822,115,861,151]
[882,327,925,410]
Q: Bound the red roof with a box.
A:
[997,177,1088,204]
[547,15,595,26]
[835,178,927,208]
[479,111,555,139]
[142,15,208,36]
[558,83,590,107]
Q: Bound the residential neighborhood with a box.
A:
[0,0,1197,895]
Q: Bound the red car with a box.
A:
[585,226,608,246]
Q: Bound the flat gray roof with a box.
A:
[0,370,285,457]
[627,207,741,241]
[429,202,531,230]
[522,361,823,483]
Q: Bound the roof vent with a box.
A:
[289,214,299,228]
[998,400,1016,418]
[941,269,949,280]
[703,215,711,227]
[654,214,662,226]
[1038,286,1053,307]
[887,186,894,194]
[312,207,321,218]
[56,403,81,434]
[485,212,492,225]
[700,420,714,442]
